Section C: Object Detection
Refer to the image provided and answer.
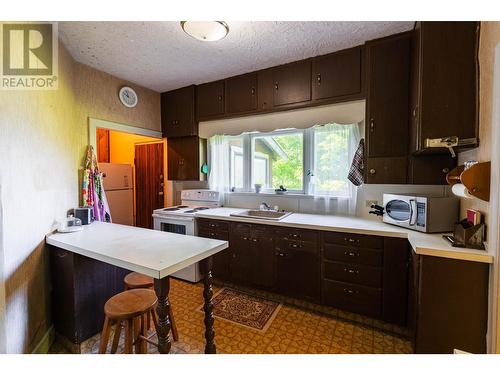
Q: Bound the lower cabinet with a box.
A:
[410,253,489,354]
[196,218,410,327]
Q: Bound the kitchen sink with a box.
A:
[230,209,293,221]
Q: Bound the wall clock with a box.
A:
[118,86,138,108]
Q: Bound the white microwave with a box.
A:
[382,193,459,233]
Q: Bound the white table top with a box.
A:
[195,207,493,264]
[46,221,228,279]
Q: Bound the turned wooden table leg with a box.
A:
[201,257,216,354]
[153,277,172,354]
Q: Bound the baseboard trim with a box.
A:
[31,326,55,354]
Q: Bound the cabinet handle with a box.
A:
[344,250,359,257]
[343,288,358,295]
[209,223,216,228]
[252,238,258,242]
[242,236,248,241]
[345,237,359,244]
[316,74,321,85]
[218,95,223,101]
[274,82,279,90]
[343,267,359,274]
[369,168,376,175]
[210,232,216,237]
[369,118,375,132]
[290,233,300,239]
[251,87,256,95]
[442,167,450,174]
[179,158,185,166]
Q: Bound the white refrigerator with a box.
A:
[100,163,134,226]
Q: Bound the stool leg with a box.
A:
[111,320,122,354]
[168,305,179,342]
[124,319,133,354]
[98,317,112,354]
[133,316,142,354]
[140,313,148,354]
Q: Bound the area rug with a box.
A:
[198,288,281,332]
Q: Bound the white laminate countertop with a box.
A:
[46,221,228,279]
[195,207,493,264]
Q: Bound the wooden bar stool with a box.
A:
[99,288,157,354]
[124,272,179,341]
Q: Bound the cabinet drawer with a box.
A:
[197,229,229,241]
[274,227,319,243]
[323,231,383,249]
[323,260,382,288]
[197,219,229,232]
[323,244,383,267]
[322,279,382,317]
[275,238,318,254]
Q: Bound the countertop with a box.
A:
[46,221,228,278]
[195,207,493,264]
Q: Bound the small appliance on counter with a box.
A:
[381,193,459,233]
[74,207,94,225]
[57,215,83,233]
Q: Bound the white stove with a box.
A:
[152,189,220,282]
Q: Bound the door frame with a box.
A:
[88,118,162,151]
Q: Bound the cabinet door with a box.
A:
[408,155,457,185]
[366,157,407,184]
[366,33,411,158]
[161,85,196,138]
[167,136,206,181]
[197,80,225,119]
[413,22,479,152]
[250,226,275,288]
[312,46,364,101]
[226,73,258,114]
[257,69,274,111]
[229,223,254,284]
[272,60,311,107]
[275,242,320,302]
[197,220,231,281]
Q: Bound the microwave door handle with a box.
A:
[409,199,417,226]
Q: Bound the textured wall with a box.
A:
[0,40,160,353]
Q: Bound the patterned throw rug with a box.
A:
[199,288,282,332]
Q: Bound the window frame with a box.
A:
[221,125,353,197]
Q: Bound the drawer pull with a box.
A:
[252,238,258,242]
[343,288,358,295]
[209,223,216,228]
[289,243,302,249]
[345,237,359,244]
[242,236,248,241]
[344,250,359,257]
[209,232,216,237]
[344,267,359,275]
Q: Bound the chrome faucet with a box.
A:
[260,202,271,211]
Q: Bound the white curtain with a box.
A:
[208,135,231,205]
[310,123,361,216]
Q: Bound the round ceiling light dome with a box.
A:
[180,21,229,42]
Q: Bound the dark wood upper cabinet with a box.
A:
[197,80,225,119]
[225,73,258,114]
[257,69,274,111]
[365,32,411,184]
[366,32,411,158]
[161,85,196,138]
[312,46,364,101]
[408,154,457,185]
[272,60,312,107]
[167,136,207,181]
[410,22,479,153]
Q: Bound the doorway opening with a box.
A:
[90,118,166,228]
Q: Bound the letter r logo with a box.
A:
[2,23,53,75]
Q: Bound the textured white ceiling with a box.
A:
[59,21,414,92]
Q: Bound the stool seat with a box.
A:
[104,289,157,320]
[124,272,154,289]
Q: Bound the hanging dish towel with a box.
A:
[82,145,112,222]
[348,138,365,186]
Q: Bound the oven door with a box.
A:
[382,194,417,228]
[153,215,195,235]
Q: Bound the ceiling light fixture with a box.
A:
[180,21,229,42]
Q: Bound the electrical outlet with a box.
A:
[366,200,378,208]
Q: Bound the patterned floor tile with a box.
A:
[49,278,413,355]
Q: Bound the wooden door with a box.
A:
[96,128,110,163]
[272,60,311,107]
[366,33,411,158]
[197,80,225,119]
[225,73,258,114]
[312,46,364,101]
[135,143,164,228]
[161,85,196,138]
